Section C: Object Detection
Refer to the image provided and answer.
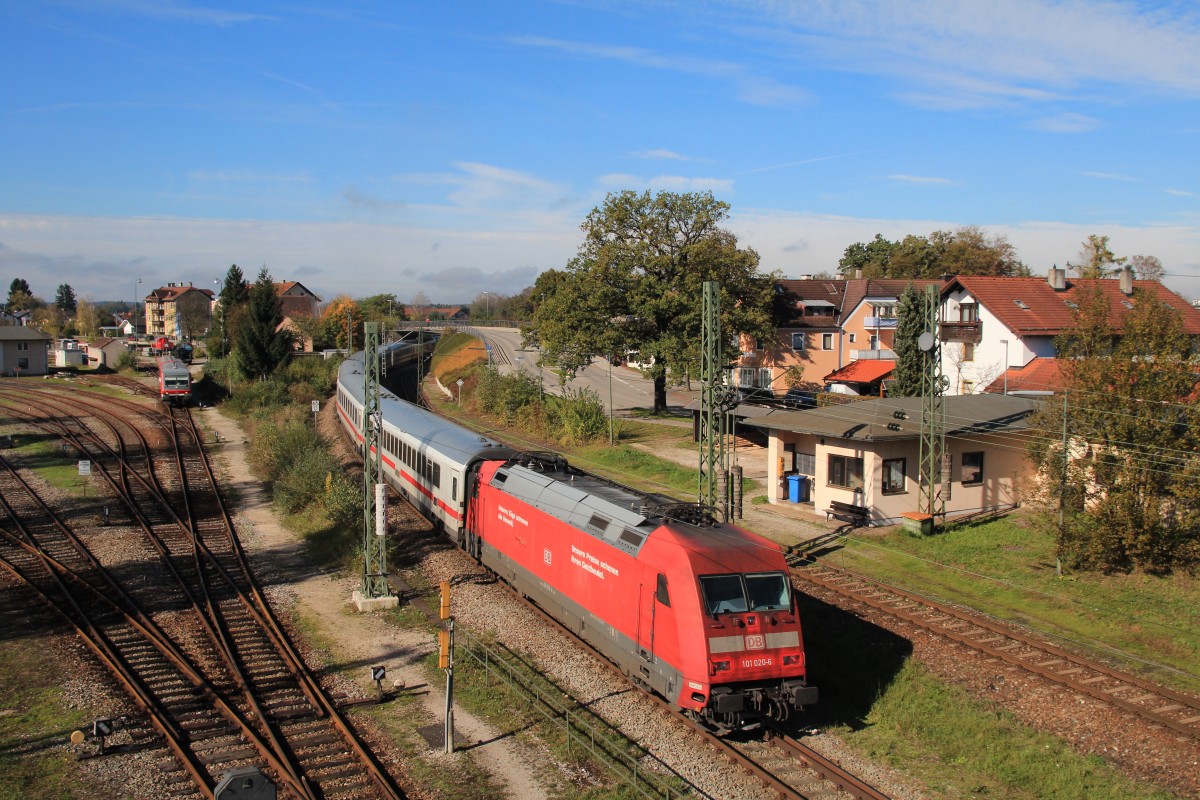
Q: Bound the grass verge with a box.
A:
[0,637,98,800]
[826,517,1200,693]
[843,661,1173,800]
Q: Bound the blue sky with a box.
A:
[2,0,1199,305]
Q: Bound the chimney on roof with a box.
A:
[1047,265,1066,291]
[854,269,862,279]
[1119,264,1134,296]
[940,272,953,282]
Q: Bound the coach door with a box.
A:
[636,571,678,695]
[463,469,484,562]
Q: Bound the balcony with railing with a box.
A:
[940,321,982,343]
[864,316,898,328]
[850,349,896,361]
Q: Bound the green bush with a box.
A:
[322,470,362,528]
[550,387,608,446]
[274,446,340,514]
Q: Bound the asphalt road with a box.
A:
[477,326,698,413]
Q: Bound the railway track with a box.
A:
[487,566,890,799]
[0,383,408,799]
[790,559,1200,741]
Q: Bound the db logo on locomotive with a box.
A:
[745,634,765,650]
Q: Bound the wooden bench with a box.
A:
[826,499,870,527]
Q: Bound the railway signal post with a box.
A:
[439,580,455,754]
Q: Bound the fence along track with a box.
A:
[792,561,1200,740]
[0,386,407,799]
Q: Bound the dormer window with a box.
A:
[1013,299,1029,310]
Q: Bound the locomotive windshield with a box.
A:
[700,572,791,615]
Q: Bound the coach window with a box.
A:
[962,452,984,485]
[451,477,457,500]
[655,573,670,607]
[433,463,441,488]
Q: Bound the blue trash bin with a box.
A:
[796,474,809,502]
[787,474,801,503]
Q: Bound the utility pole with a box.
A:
[698,281,728,515]
[917,284,947,526]
[353,322,395,610]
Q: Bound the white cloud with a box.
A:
[186,170,313,184]
[733,0,1200,111]
[1026,112,1102,133]
[1081,171,1140,182]
[66,0,273,26]
[632,149,692,161]
[596,173,734,193]
[887,174,957,186]
[510,35,810,107]
[1165,188,1193,197]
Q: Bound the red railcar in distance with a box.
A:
[157,357,192,406]
[468,455,816,728]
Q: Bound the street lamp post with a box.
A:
[999,339,1009,395]
[483,291,491,320]
[134,278,142,337]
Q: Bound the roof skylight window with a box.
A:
[1014,299,1029,310]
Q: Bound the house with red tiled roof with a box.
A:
[838,279,941,363]
[735,278,846,394]
[940,266,1200,396]
[145,283,215,341]
[822,359,894,397]
[275,281,321,319]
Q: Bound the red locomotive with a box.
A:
[337,356,816,727]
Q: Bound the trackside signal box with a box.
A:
[438,630,451,669]
[439,580,451,619]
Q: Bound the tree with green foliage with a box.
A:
[7,278,31,309]
[1027,285,1200,573]
[838,227,1029,279]
[360,293,400,329]
[527,190,777,413]
[54,283,77,313]
[888,283,926,397]
[211,264,251,357]
[235,267,292,379]
[1067,234,1126,279]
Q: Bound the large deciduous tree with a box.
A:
[321,296,363,350]
[527,190,777,413]
[235,268,292,379]
[1026,285,1200,573]
[838,227,1029,279]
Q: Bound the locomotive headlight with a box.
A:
[709,659,731,674]
[783,653,804,666]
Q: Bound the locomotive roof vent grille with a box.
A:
[587,513,612,534]
[619,528,645,548]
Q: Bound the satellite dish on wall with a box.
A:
[918,332,936,352]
